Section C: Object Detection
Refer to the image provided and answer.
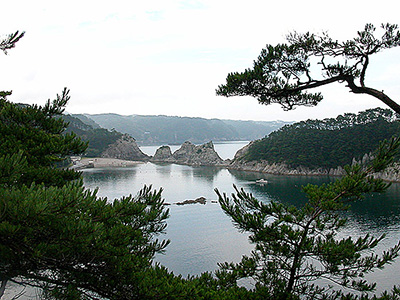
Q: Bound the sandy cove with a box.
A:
[71,157,142,169]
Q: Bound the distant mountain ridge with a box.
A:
[74,113,290,145]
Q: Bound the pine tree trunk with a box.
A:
[0,280,7,299]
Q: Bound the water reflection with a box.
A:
[83,167,138,181]
[192,166,224,182]
[348,190,400,226]
[83,164,400,232]
[82,162,400,292]
[229,169,400,228]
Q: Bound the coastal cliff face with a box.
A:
[152,141,226,166]
[228,142,341,175]
[229,143,400,181]
[229,158,345,176]
[101,134,150,161]
[229,158,400,181]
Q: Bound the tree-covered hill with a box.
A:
[77,113,290,145]
[63,114,123,157]
[241,108,400,169]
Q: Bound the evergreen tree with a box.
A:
[0,166,170,299]
[216,23,400,300]
[217,23,400,114]
[0,32,170,299]
[0,88,87,187]
[216,138,400,299]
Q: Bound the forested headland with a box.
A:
[239,108,400,169]
[63,114,123,157]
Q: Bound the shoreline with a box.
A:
[71,157,400,183]
[70,157,142,170]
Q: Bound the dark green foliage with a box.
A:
[0,154,170,298]
[63,114,123,157]
[216,137,400,300]
[0,89,88,187]
[242,108,400,169]
[82,128,123,157]
[217,23,400,114]
[0,87,171,299]
[125,266,258,300]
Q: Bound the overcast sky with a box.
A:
[1,0,399,121]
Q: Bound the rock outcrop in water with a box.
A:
[152,146,174,162]
[101,134,150,161]
[149,139,400,182]
[151,141,227,166]
[176,197,207,205]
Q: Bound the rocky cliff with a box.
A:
[229,157,400,181]
[152,146,174,162]
[228,158,343,176]
[101,134,150,161]
[151,141,227,166]
[228,143,400,182]
[228,142,338,175]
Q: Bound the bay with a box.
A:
[82,142,400,293]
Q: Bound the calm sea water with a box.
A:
[81,142,400,293]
